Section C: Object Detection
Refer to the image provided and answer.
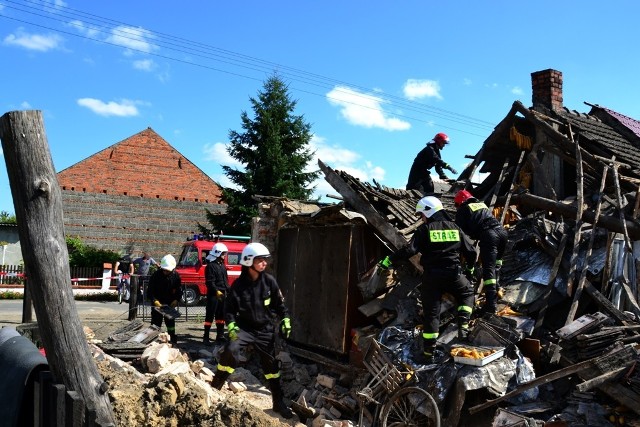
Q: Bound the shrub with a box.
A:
[66,236,121,267]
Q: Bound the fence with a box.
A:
[0,265,105,287]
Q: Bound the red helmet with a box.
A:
[434,132,450,145]
[454,190,474,207]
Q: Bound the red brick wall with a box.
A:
[57,127,223,203]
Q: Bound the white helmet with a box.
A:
[160,254,177,271]
[209,242,228,260]
[240,242,270,267]
[416,196,443,218]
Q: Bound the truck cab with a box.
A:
[175,234,249,305]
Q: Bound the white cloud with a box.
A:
[20,101,32,109]
[133,59,155,71]
[511,86,524,95]
[68,20,100,39]
[308,135,386,198]
[3,28,63,52]
[326,86,410,131]
[77,98,140,117]
[463,78,472,86]
[203,142,243,168]
[106,25,157,54]
[403,79,442,100]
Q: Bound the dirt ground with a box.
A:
[89,318,307,427]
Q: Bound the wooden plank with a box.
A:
[565,130,584,299]
[318,160,421,272]
[576,366,628,392]
[584,280,633,326]
[499,150,527,225]
[532,232,568,337]
[66,390,84,427]
[487,157,511,210]
[52,383,67,427]
[567,163,610,324]
[469,355,597,414]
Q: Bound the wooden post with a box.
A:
[499,150,526,225]
[487,157,511,210]
[565,129,584,298]
[0,110,115,425]
[566,163,609,324]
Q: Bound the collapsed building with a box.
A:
[251,69,640,426]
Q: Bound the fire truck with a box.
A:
[175,234,250,305]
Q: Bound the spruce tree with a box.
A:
[203,74,319,235]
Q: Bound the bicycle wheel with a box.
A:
[118,287,123,304]
[380,386,440,427]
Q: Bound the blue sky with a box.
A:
[2,1,640,215]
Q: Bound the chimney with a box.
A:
[531,69,563,112]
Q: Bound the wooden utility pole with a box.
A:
[0,111,115,425]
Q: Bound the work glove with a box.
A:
[443,163,458,175]
[153,300,162,307]
[215,290,224,300]
[170,300,178,308]
[228,322,239,341]
[464,266,475,282]
[377,256,392,270]
[280,318,292,339]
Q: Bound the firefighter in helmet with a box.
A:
[406,132,458,195]
[454,189,508,314]
[378,196,477,365]
[148,254,182,345]
[210,242,293,419]
[203,242,230,344]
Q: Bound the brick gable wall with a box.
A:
[57,128,227,258]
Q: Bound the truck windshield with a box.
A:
[178,245,199,266]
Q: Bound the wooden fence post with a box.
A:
[0,110,115,425]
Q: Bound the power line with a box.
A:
[1,0,497,136]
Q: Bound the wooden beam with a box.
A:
[500,150,526,225]
[565,129,584,299]
[512,192,640,240]
[533,232,568,337]
[566,163,610,324]
[318,159,423,273]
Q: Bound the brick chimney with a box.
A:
[531,69,563,112]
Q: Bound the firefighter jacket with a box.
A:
[406,142,448,188]
[225,272,289,333]
[205,259,229,294]
[455,198,502,240]
[390,210,477,270]
[147,269,183,305]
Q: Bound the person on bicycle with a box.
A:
[133,251,160,305]
[114,255,134,303]
[378,196,477,365]
[148,254,182,345]
[454,189,508,315]
[210,243,293,419]
[202,242,229,345]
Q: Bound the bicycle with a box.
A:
[357,339,440,427]
[116,274,131,304]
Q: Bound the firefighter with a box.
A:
[210,242,293,419]
[202,242,230,344]
[454,189,508,314]
[148,254,182,345]
[378,196,477,365]
[406,132,458,195]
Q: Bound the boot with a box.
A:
[169,333,178,345]
[203,325,211,344]
[211,371,230,390]
[483,286,498,314]
[268,379,293,419]
[215,324,227,344]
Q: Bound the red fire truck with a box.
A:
[175,234,250,305]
